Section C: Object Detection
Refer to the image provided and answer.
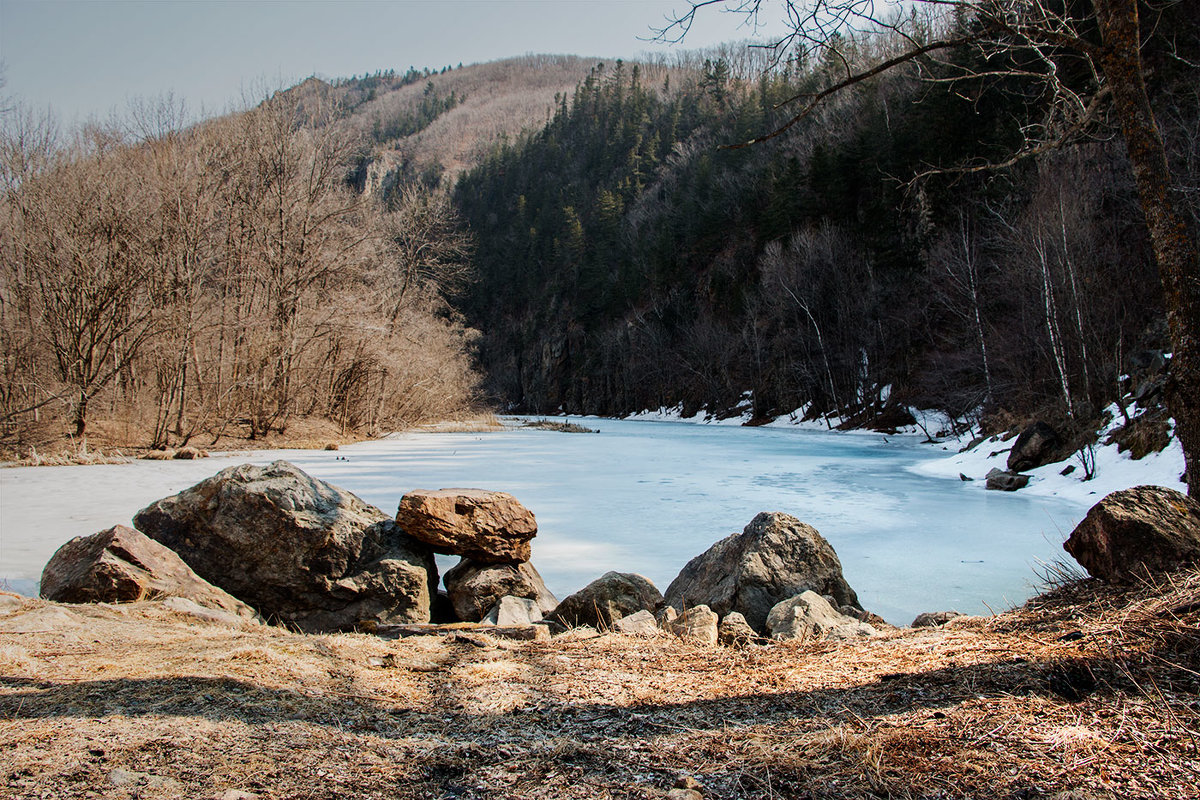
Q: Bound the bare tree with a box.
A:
[661,0,1200,494]
[377,184,475,323]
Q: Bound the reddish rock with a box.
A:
[396,488,537,563]
[1064,485,1200,583]
[40,525,258,621]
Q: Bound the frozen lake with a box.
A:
[0,417,1091,624]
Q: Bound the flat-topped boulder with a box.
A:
[1064,485,1200,583]
[396,488,537,563]
[133,461,436,632]
[40,525,258,622]
[664,512,861,634]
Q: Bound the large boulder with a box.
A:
[550,572,663,629]
[133,461,436,632]
[395,488,537,563]
[1007,421,1063,472]
[766,591,878,641]
[1064,485,1200,583]
[39,525,258,622]
[663,512,861,634]
[443,559,557,622]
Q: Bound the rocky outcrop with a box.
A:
[39,525,258,622]
[395,488,538,563]
[766,591,878,641]
[986,468,1030,491]
[1007,421,1062,472]
[550,572,663,629]
[1064,485,1200,583]
[443,559,557,622]
[133,461,436,632]
[663,512,861,634]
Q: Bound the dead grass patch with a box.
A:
[2,575,1199,798]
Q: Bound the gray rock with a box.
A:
[481,595,542,626]
[133,461,436,632]
[911,610,963,628]
[663,512,862,634]
[718,611,758,646]
[39,525,258,621]
[1064,485,1200,583]
[444,559,556,622]
[550,571,663,629]
[986,468,1030,491]
[396,488,537,563]
[613,609,659,636]
[665,604,718,645]
[767,591,878,641]
[1007,421,1062,472]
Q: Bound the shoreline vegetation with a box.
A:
[3,569,1198,798]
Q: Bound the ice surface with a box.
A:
[0,416,1159,625]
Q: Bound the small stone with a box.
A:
[614,609,659,636]
[107,769,141,787]
[959,473,973,482]
[717,611,757,646]
[666,604,718,645]
[481,595,542,626]
[911,611,963,628]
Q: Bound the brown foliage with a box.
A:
[0,91,481,457]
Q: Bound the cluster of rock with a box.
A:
[974,420,1064,491]
[42,457,1198,644]
[39,461,896,643]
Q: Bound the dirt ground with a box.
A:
[2,572,1199,800]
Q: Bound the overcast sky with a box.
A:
[1,0,789,125]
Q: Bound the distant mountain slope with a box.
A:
[335,55,602,191]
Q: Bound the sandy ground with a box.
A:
[2,571,1199,800]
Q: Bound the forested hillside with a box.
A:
[0,57,599,457]
[454,6,1199,444]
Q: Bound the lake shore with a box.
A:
[2,570,1197,799]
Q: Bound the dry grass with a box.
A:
[410,413,511,433]
[3,573,1199,799]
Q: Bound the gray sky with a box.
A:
[1,0,788,125]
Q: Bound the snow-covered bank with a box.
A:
[909,412,1187,505]
[624,400,1187,506]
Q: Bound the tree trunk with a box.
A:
[1096,0,1200,495]
[73,391,88,438]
